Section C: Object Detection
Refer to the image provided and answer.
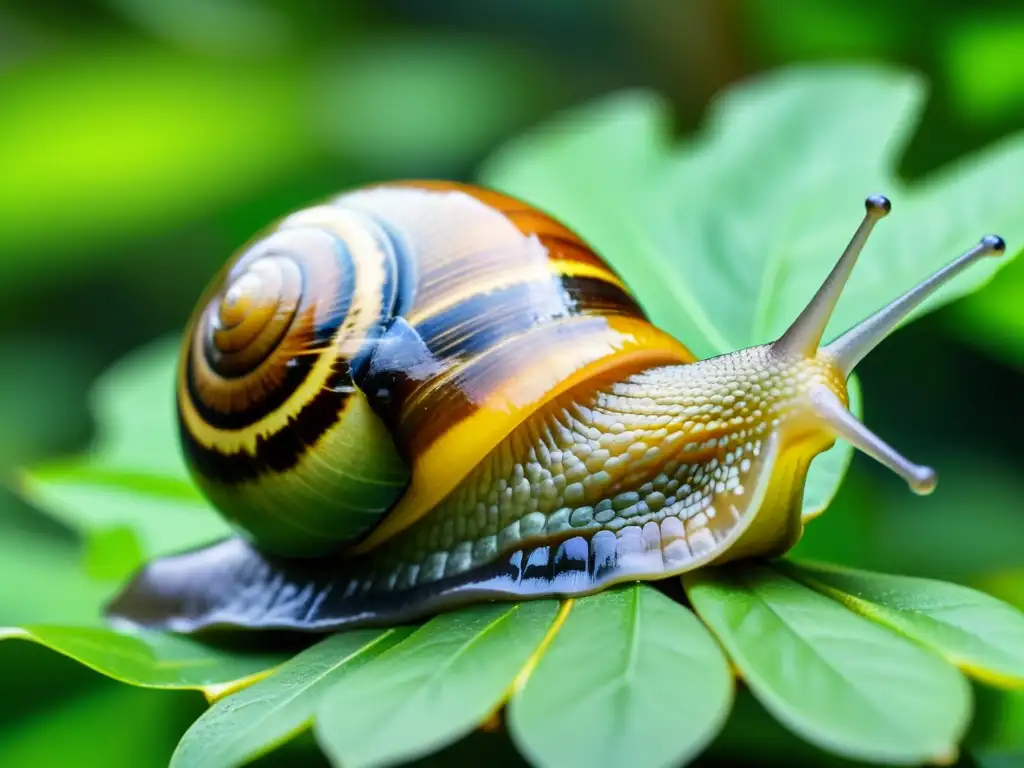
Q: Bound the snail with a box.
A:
[107,181,1005,634]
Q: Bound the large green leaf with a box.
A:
[171,630,409,768]
[480,68,1024,517]
[785,560,1024,688]
[0,496,276,700]
[483,69,1023,352]
[507,585,733,768]
[314,601,559,768]
[0,625,287,695]
[684,563,972,764]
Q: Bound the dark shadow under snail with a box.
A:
[106,182,1006,634]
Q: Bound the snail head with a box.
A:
[764,195,1006,497]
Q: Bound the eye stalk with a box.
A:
[774,195,893,359]
[823,233,1006,374]
[774,195,1007,495]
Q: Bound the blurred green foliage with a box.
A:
[2,0,1024,767]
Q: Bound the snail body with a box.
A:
[109,182,1005,633]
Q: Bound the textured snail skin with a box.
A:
[110,342,845,633]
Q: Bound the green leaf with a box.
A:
[172,629,410,768]
[684,562,972,764]
[18,338,230,580]
[0,625,287,695]
[314,600,559,768]
[481,67,1024,515]
[508,585,733,768]
[484,68,1023,351]
[784,560,1024,689]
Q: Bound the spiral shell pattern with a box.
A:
[178,206,413,556]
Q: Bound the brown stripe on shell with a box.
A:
[185,324,335,431]
[559,274,645,319]
[179,361,356,483]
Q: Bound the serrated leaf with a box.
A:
[0,624,286,694]
[784,560,1024,689]
[172,629,409,768]
[481,67,1024,518]
[684,562,972,765]
[483,68,1023,352]
[508,585,733,768]
[314,600,559,768]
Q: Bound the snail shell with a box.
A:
[178,181,689,555]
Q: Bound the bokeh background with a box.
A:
[2,1,1024,766]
